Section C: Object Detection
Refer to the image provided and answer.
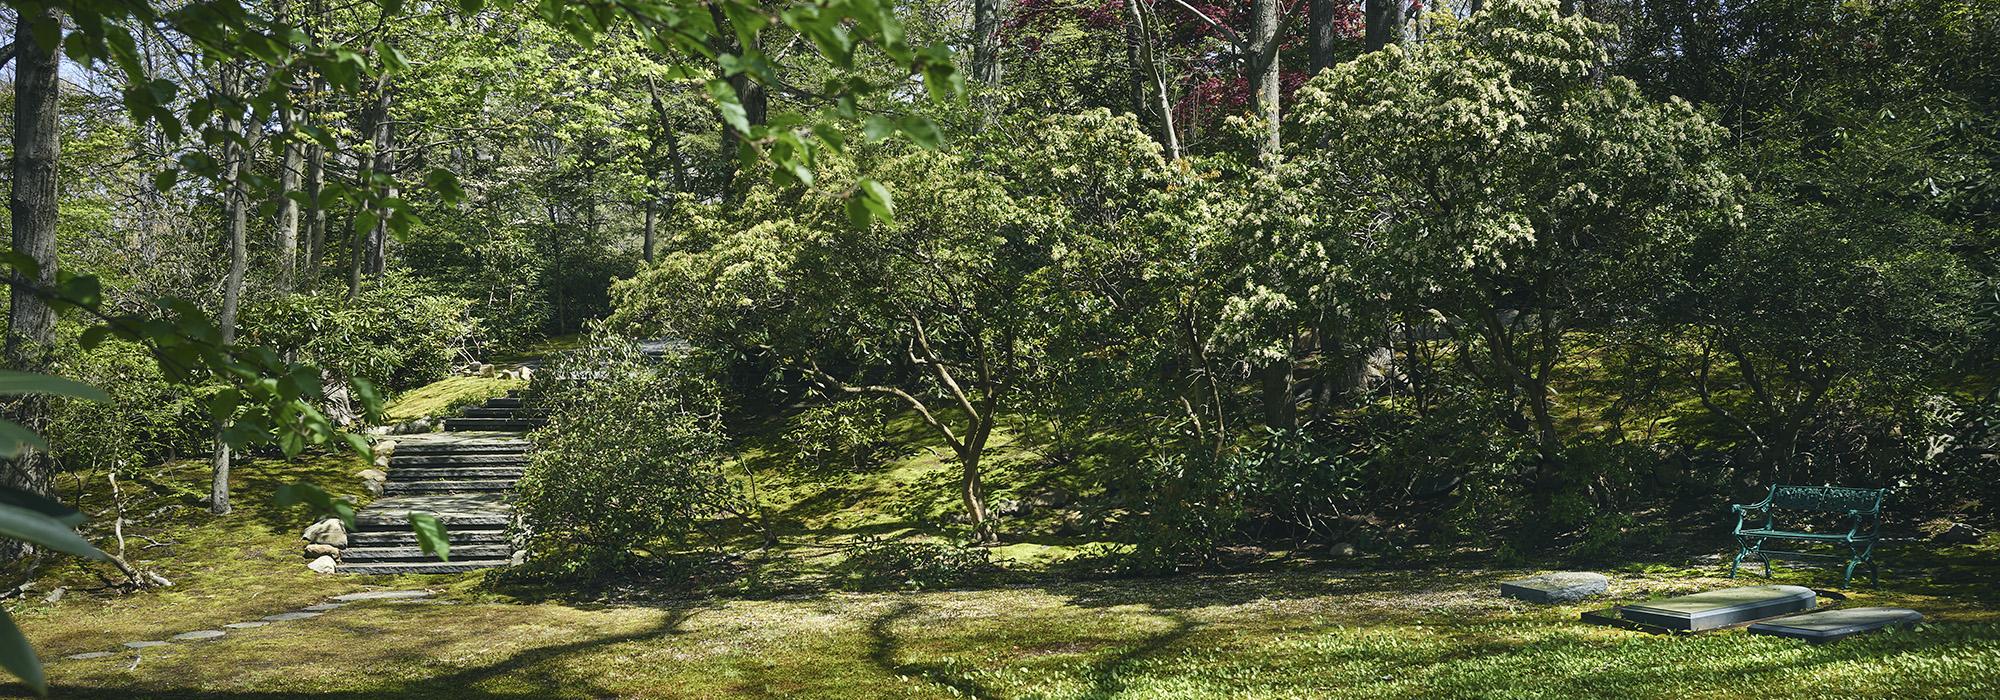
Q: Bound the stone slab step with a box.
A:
[1620,585,1817,632]
[335,559,512,575]
[390,453,529,467]
[349,530,513,547]
[354,494,514,530]
[1748,607,1924,643]
[484,397,523,408]
[461,406,532,418]
[389,466,525,481]
[442,418,542,432]
[341,544,514,562]
[387,433,530,455]
[382,479,517,495]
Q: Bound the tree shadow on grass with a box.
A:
[21,603,703,700]
[866,601,1001,699]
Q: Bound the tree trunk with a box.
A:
[212,65,253,517]
[972,0,1004,87]
[1364,0,1397,52]
[961,417,996,544]
[1125,0,1181,159]
[273,0,301,292]
[303,141,326,288]
[3,7,64,542]
[1308,0,1338,74]
[366,84,394,278]
[1248,0,1281,158]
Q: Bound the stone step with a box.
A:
[389,453,529,468]
[335,559,513,575]
[442,417,542,432]
[348,529,513,547]
[460,406,528,418]
[382,479,517,495]
[485,397,523,408]
[355,494,514,530]
[340,544,514,562]
[389,466,525,481]
[357,512,511,531]
[389,439,530,456]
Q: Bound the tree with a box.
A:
[3,3,66,524]
[1291,0,1739,532]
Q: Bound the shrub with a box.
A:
[831,537,997,591]
[781,399,903,474]
[515,336,739,570]
[239,273,477,393]
[48,325,207,470]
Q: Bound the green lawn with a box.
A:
[14,564,2000,699]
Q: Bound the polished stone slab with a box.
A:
[1748,607,1922,643]
[1501,572,1609,604]
[1620,585,1816,631]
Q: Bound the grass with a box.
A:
[380,375,524,424]
[10,374,2000,697]
[14,563,2000,698]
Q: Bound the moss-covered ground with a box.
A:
[8,371,2000,698]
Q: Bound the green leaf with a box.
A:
[0,421,50,460]
[423,168,466,205]
[708,80,750,135]
[273,482,356,529]
[0,372,110,403]
[0,502,107,560]
[0,487,86,528]
[0,609,45,697]
[408,512,450,562]
[896,116,942,150]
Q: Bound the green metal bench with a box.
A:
[1729,485,1886,587]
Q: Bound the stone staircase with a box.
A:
[336,392,542,575]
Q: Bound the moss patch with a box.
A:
[382,375,524,424]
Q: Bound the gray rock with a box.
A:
[1500,572,1609,604]
[1621,584,1816,632]
[356,468,388,483]
[302,603,344,612]
[1328,543,1358,557]
[303,518,348,547]
[262,611,324,622]
[65,651,116,660]
[123,641,167,649]
[1932,523,1983,545]
[329,589,433,602]
[307,554,339,574]
[304,543,342,558]
[223,622,269,629]
[171,630,225,642]
[1748,607,1923,643]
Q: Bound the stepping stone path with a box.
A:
[1500,572,1608,604]
[1748,607,1924,643]
[340,391,540,575]
[60,590,434,663]
[1620,584,1817,632]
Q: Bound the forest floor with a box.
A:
[7,373,2000,698]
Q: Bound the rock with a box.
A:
[303,518,348,547]
[1328,543,1358,557]
[516,367,534,381]
[330,589,433,602]
[307,555,338,574]
[509,549,528,566]
[223,621,269,629]
[1027,486,1073,509]
[357,469,387,482]
[66,651,115,660]
[171,630,226,642]
[363,479,384,497]
[123,641,167,649]
[304,543,342,558]
[372,453,392,468]
[44,585,64,603]
[263,611,325,621]
[479,363,496,377]
[1932,523,1983,545]
[303,603,345,612]
[1500,572,1610,604]
[992,499,1027,517]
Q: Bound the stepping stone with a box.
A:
[1500,572,1608,604]
[223,622,270,629]
[330,589,433,602]
[171,630,226,642]
[65,652,115,660]
[123,641,168,649]
[262,611,324,622]
[1620,585,1816,632]
[1748,607,1923,643]
[302,603,345,611]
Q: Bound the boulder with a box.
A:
[302,518,348,548]
[479,364,496,378]
[356,469,387,483]
[1500,572,1609,604]
[1932,523,1984,545]
[304,543,342,558]
[307,555,338,574]
[1328,543,1358,557]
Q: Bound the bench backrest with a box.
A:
[1767,485,1885,514]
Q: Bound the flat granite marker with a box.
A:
[1501,572,1608,604]
[1748,607,1922,643]
[1620,585,1816,632]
